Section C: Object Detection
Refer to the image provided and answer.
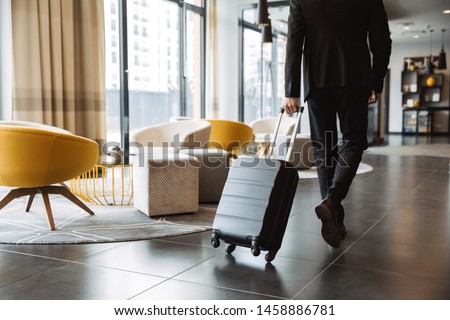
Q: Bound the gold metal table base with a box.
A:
[70,164,133,206]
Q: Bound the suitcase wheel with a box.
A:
[251,243,261,257]
[211,234,220,248]
[265,251,276,263]
[226,244,236,254]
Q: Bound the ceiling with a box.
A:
[385,0,450,43]
[267,0,450,44]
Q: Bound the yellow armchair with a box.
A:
[0,122,99,230]
[204,119,254,156]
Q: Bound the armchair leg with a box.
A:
[25,189,37,212]
[0,188,36,211]
[40,186,95,216]
[0,185,94,231]
[40,190,55,231]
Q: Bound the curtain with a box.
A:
[11,0,106,143]
[205,0,219,119]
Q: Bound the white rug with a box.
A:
[298,163,373,179]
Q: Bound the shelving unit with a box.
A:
[402,107,432,134]
[420,73,444,105]
[401,63,446,134]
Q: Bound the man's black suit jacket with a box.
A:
[285,0,392,100]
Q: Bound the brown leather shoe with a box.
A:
[315,198,341,248]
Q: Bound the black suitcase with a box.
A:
[211,107,304,262]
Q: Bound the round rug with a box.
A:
[0,196,215,245]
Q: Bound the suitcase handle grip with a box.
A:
[268,106,304,161]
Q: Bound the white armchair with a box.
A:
[130,120,211,155]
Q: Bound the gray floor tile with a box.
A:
[133,279,280,300]
[293,264,450,300]
[77,239,219,278]
[0,250,67,287]
[0,262,165,300]
[174,252,327,299]
[335,240,450,280]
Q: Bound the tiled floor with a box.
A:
[0,134,449,300]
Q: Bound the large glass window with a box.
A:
[104,0,205,145]
[104,0,122,143]
[127,0,180,132]
[240,2,289,124]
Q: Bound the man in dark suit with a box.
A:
[283,0,392,248]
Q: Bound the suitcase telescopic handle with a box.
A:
[268,105,305,161]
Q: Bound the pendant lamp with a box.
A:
[437,29,447,70]
[426,29,434,74]
[257,0,270,26]
[262,19,273,43]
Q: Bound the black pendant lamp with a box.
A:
[427,29,434,74]
[257,0,270,26]
[262,19,273,43]
[438,29,447,70]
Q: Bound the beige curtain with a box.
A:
[205,0,219,119]
[11,0,106,142]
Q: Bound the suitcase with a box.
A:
[211,106,304,262]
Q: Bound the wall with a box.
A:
[216,0,240,120]
[388,39,450,133]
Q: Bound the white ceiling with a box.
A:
[267,0,450,44]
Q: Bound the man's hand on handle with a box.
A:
[282,97,299,115]
[368,90,378,104]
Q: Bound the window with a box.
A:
[240,2,289,123]
[103,0,205,145]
